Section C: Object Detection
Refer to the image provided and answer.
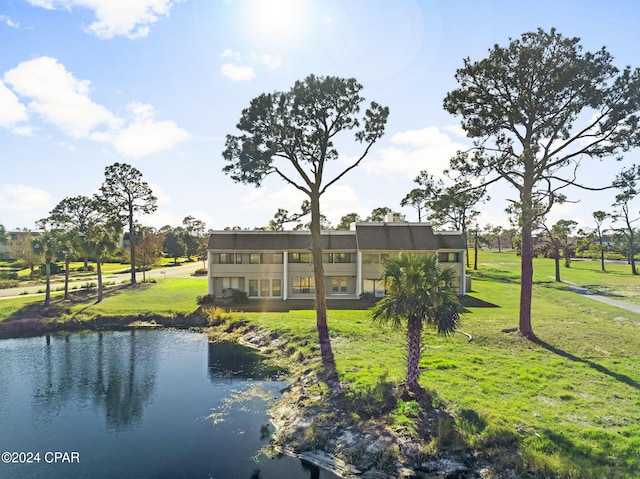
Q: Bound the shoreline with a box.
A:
[0,314,495,478]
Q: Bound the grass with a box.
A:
[1,250,639,477]
[0,278,207,323]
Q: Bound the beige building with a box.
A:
[207,221,466,300]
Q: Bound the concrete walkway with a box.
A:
[562,280,640,314]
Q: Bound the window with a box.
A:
[289,252,311,263]
[221,277,242,290]
[250,253,260,264]
[261,279,270,297]
[331,277,348,293]
[362,253,378,264]
[272,279,282,297]
[261,253,284,264]
[363,279,386,297]
[323,253,352,263]
[438,252,459,263]
[292,277,315,293]
[248,279,258,297]
[219,253,235,264]
[235,253,243,264]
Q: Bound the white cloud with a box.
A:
[219,50,284,81]
[25,0,184,39]
[3,56,122,138]
[0,184,52,214]
[113,102,190,157]
[0,80,28,128]
[363,126,469,179]
[0,15,20,28]
[2,57,189,156]
[260,54,283,71]
[220,63,256,82]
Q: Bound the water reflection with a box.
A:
[208,340,285,381]
[0,330,338,479]
[31,331,157,430]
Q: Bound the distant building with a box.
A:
[206,220,466,300]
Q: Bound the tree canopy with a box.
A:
[444,28,640,340]
[371,253,462,400]
[99,163,157,285]
[222,74,389,389]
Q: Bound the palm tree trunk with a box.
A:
[406,315,423,393]
[96,248,103,303]
[64,256,70,300]
[44,259,51,307]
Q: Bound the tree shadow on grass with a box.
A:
[540,341,640,391]
[2,285,130,324]
[471,270,521,285]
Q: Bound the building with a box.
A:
[206,220,467,301]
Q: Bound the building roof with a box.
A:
[208,223,465,251]
[208,230,357,251]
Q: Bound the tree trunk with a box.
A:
[96,248,103,303]
[629,230,637,275]
[463,228,470,268]
[44,256,51,307]
[64,256,70,300]
[519,222,536,340]
[129,205,137,285]
[599,238,605,272]
[405,315,423,391]
[473,229,478,270]
[309,190,340,391]
[554,255,561,282]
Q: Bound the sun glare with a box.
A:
[240,0,313,46]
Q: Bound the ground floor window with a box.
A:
[221,277,242,290]
[248,279,258,297]
[363,278,386,297]
[331,276,348,293]
[260,279,270,297]
[248,278,282,297]
[272,279,282,297]
[292,276,315,294]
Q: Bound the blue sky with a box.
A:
[2,0,640,233]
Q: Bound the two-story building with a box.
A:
[207,220,467,301]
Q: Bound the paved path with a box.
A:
[562,280,640,314]
[0,262,206,300]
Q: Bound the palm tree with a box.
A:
[32,231,60,307]
[371,253,463,402]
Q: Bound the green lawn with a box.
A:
[0,251,638,477]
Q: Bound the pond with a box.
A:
[0,330,339,479]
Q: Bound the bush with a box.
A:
[0,279,20,289]
[76,265,95,272]
[231,289,249,304]
[193,268,208,276]
[196,294,216,306]
[0,272,18,280]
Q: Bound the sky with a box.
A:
[2,0,640,234]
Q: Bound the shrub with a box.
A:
[0,279,20,289]
[231,289,249,304]
[76,265,95,272]
[0,271,18,280]
[196,294,216,306]
[193,268,208,276]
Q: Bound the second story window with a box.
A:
[219,253,235,264]
[289,252,312,263]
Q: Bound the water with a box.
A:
[0,330,339,479]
